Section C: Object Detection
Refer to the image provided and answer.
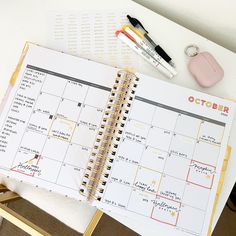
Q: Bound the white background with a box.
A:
[0,0,236,235]
[134,0,236,53]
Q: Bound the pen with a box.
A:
[127,15,174,65]
[122,25,177,77]
[115,30,174,78]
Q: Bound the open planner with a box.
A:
[0,43,235,236]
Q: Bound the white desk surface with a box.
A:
[0,0,236,235]
[134,0,236,53]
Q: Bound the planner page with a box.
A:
[0,43,119,201]
[95,72,235,236]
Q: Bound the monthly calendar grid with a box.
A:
[8,66,111,192]
[101,96,225,235]
[52,81,89,185]
[125,100,158,210]
[0,45,233,236]
[150,112,182,226]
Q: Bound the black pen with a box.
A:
[127,15,174,66]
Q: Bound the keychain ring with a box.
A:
[184,44,200,57]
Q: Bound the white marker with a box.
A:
[123,26,177,76]
[116,30,174,79]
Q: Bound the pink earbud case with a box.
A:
[188,52,224,88]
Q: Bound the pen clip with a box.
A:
[127,15,148,33]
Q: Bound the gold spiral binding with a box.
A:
[79,70,138,201]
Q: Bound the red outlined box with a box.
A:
[151,195,181,226]
[186,160,216,189]
[11,155,41,177]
